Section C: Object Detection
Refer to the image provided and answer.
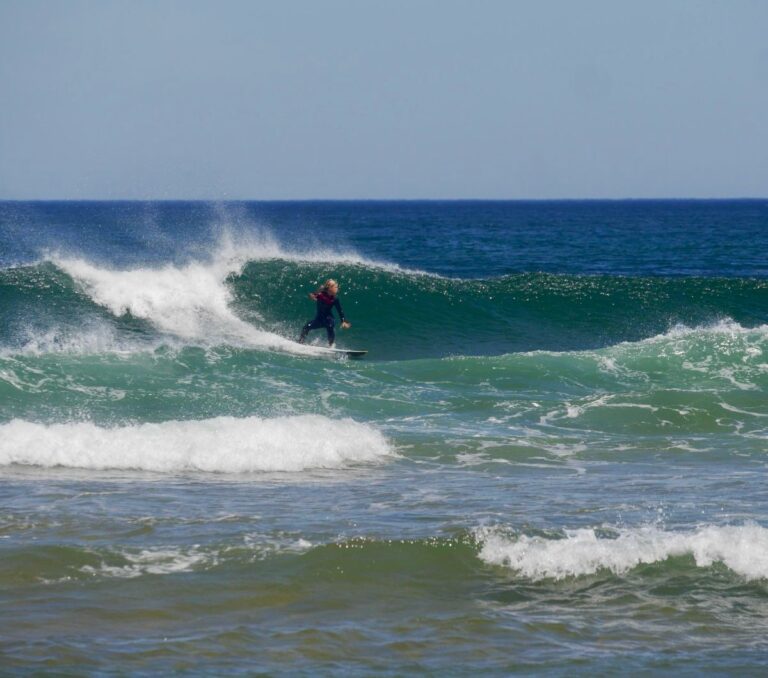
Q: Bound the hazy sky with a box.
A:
[1,0,766,199]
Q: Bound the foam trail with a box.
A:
[0,416,393,473]
[476,523,768,581]
[7,323,129,356]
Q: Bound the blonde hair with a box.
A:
[320,278,339,292]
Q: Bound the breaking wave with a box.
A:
[476,522,768,581]
[0,415,393,473]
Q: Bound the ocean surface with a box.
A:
[1,199,768,675]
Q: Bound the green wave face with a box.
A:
[233,262,768,359]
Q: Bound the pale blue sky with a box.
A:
[1,0,766,199]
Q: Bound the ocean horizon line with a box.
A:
[1,196,767,204]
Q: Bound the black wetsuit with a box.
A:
[299,292,347,345]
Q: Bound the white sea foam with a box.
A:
[0,415,393,473]
[476,523,768,581]
[242,533,315,559]
[81,546,214,579]
[75,535,316,581]
[522,320,768,361]
[53,253,295,350]
[650,319,768,342]
[3,322,161,357]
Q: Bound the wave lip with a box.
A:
[52,253,281,346]
[476,523,768,581]
[0,415,393,473]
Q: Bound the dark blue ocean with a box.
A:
[2,200,768,674]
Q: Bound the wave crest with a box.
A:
[476,523,768,580]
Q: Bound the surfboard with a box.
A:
[317,346,368,358]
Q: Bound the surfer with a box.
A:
[298,278,351,347]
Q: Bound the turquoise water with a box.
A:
[1,200,768,674]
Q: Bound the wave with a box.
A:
[49,244,308,352]
[235,262,768,359]
[11,536,464,585]
[2,236,766,359]
[1,321,766,445]
[24,525,768,585]
[0,415,393,473]
[476,522,768,581]
[382,320,768,405]
[0,239,370,356]
[9,525,768,587]
[3,537,317,585]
